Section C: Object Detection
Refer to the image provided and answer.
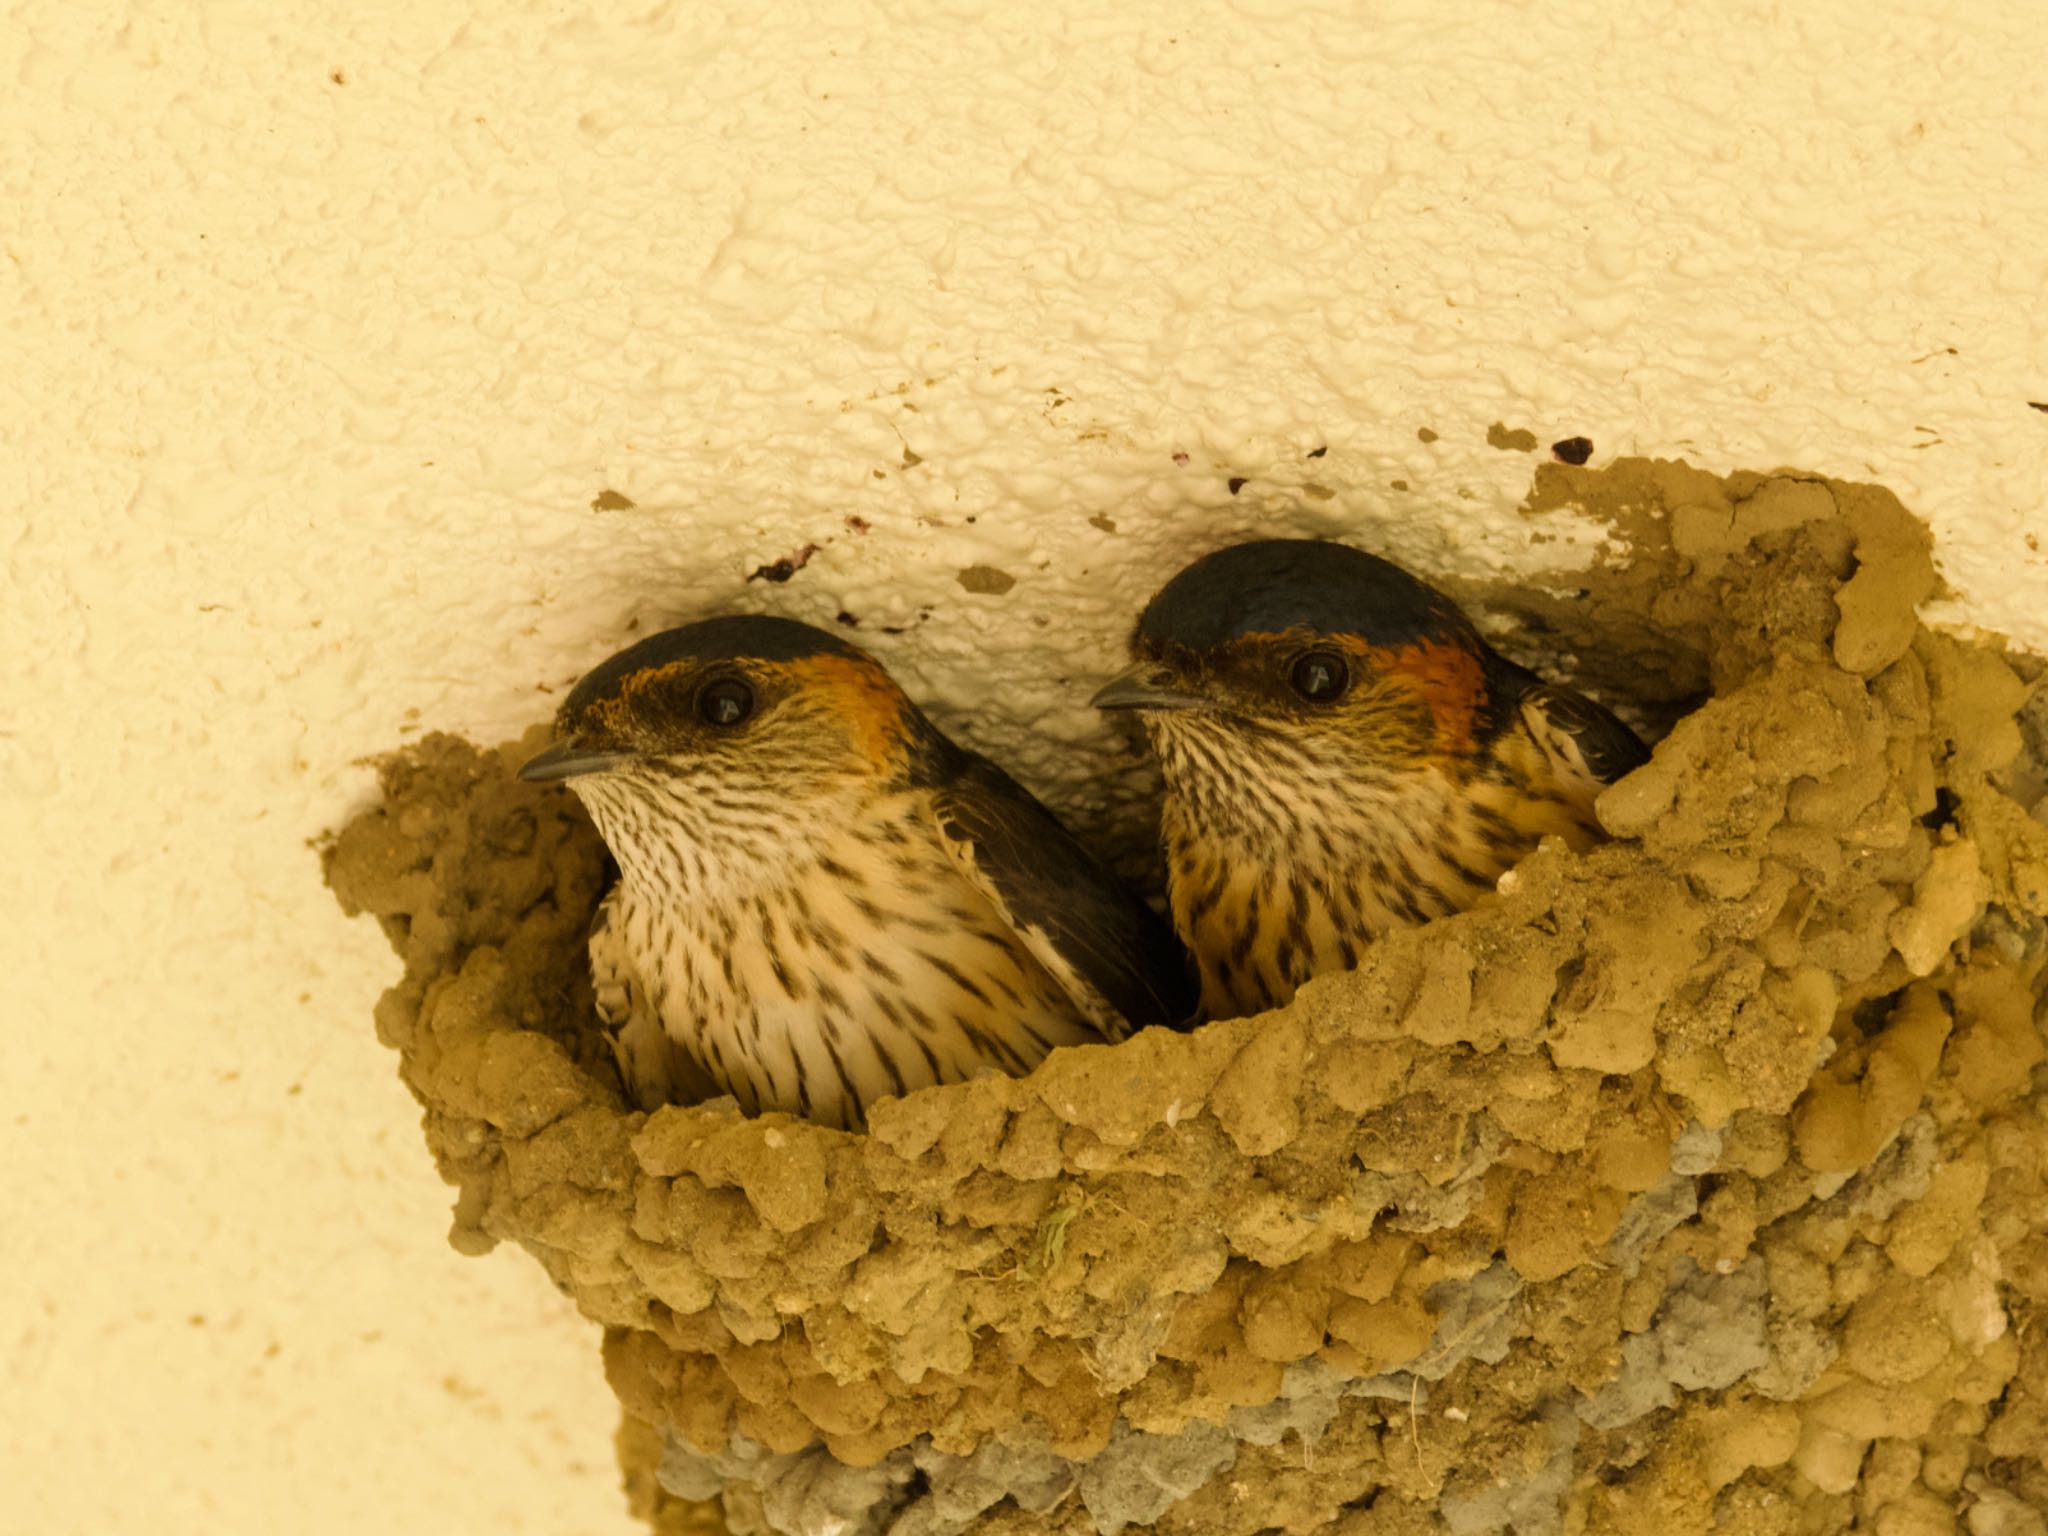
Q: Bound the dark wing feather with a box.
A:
[1514,680,1650,786]
[930,755,1199,1034]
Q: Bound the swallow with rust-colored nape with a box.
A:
[1093,539,1648,1019]
[522,614,1197,1129]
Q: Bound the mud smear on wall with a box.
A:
[327,460,2048,1534]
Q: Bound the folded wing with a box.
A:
[929,755,1198,1038]
[1514,680,1651,792]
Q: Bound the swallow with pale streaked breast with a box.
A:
[1093,539,1648,1019]
[521,614,1196,1129]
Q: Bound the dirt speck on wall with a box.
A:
[326,460,2048,1534]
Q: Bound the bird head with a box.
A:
[1092,540,1510,808]
[522,615,933,875]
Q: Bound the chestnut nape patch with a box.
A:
[326,458,2048,1534]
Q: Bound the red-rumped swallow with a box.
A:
[523,615,1195,1128]
[1093,539,1647,1018]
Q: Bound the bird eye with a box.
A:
[1289,650,1349,703]
[697,677,755,727]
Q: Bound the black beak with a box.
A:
[1089,663,1206,713]
[518,743,636,782]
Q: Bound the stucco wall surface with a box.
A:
[2,2,2043,1533]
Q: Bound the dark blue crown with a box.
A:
[1135,539,1472,652]
[564,614,865,714]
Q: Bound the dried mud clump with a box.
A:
[327,460,2048,1535]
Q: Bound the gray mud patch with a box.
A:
[327,459,2048,1534]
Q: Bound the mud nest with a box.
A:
[327,460,2048,1535]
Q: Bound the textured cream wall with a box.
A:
[4,2,2044,1533]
